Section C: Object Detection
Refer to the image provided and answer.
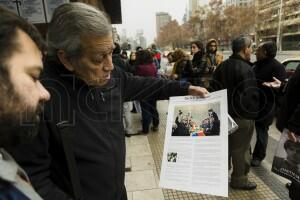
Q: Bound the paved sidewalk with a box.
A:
[125,135,165,200]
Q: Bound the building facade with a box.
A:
[111,26,120,43]
[256,0,300,50]
[156,12,172,37]
[136,29,147,49]
[225,0,252,6]
[189,0,200,18]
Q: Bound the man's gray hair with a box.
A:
[231,36,252,54]
[47,2,112,59]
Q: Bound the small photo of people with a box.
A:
[167,152,177,163]
[171,103,220,137]
[272,131,300,184]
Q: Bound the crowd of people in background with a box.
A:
[113,35,299,198]
[0,2,299,200]
[112,38,225,138]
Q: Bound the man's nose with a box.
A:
[38,81,50,102]
[103,55,114,71]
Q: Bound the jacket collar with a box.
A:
[0,148,29,183]
[192,51,204,62]
[229,54,253,66]
[254,57,274,66]
[44,57,117,91]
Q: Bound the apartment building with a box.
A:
[256,0,300,50]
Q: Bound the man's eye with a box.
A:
[32,76,39,82]
[93,59,104,64]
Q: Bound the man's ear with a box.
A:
[239,48,247,60]
[242,47,247,55]
[57,50,75,72]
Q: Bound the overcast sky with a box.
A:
[115,0,209,45]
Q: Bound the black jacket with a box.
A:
[112,54,134,74]
[276,65,300,135]
[253,58,286,125]
[210,54,259,119]
[0,182,30,200]
[8,59,190,200]
[173,58,193,82]
[191,51,207,86]
[191,51,206,75]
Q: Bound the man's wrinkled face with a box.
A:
[71,35,115,86]
[0,29,50,147]
[244,45,253,62]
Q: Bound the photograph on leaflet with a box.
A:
[167,152,178,163]
[171,103,220,137]
[272,129,300,184]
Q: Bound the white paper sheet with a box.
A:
[159,89,228,197]
[228,114,238,134]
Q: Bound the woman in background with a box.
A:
[128,51,138,113]
[135,50,160,134]
[190,40,207,86]
[171,49,193,83]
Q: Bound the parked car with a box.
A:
[282,57,300,79]
[275,57,300,117]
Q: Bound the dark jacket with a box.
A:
[211,54,259,119]
[8,59,190,200]
[112,54,134,73]
[173,58,193,82]
[0,183,30,200]
[127,59,137,74]
[0,149,42,200]
[253,58,286,125]
[192,51,206,73]
[276,65,300,135]
[191,51,207,86]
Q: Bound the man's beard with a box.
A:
[0,86,43,148]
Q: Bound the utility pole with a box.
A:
[276,0,283,51]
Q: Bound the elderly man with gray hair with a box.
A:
[211,36,259,190]
[8,2,208,200]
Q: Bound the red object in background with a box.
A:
[198,130,205,136]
